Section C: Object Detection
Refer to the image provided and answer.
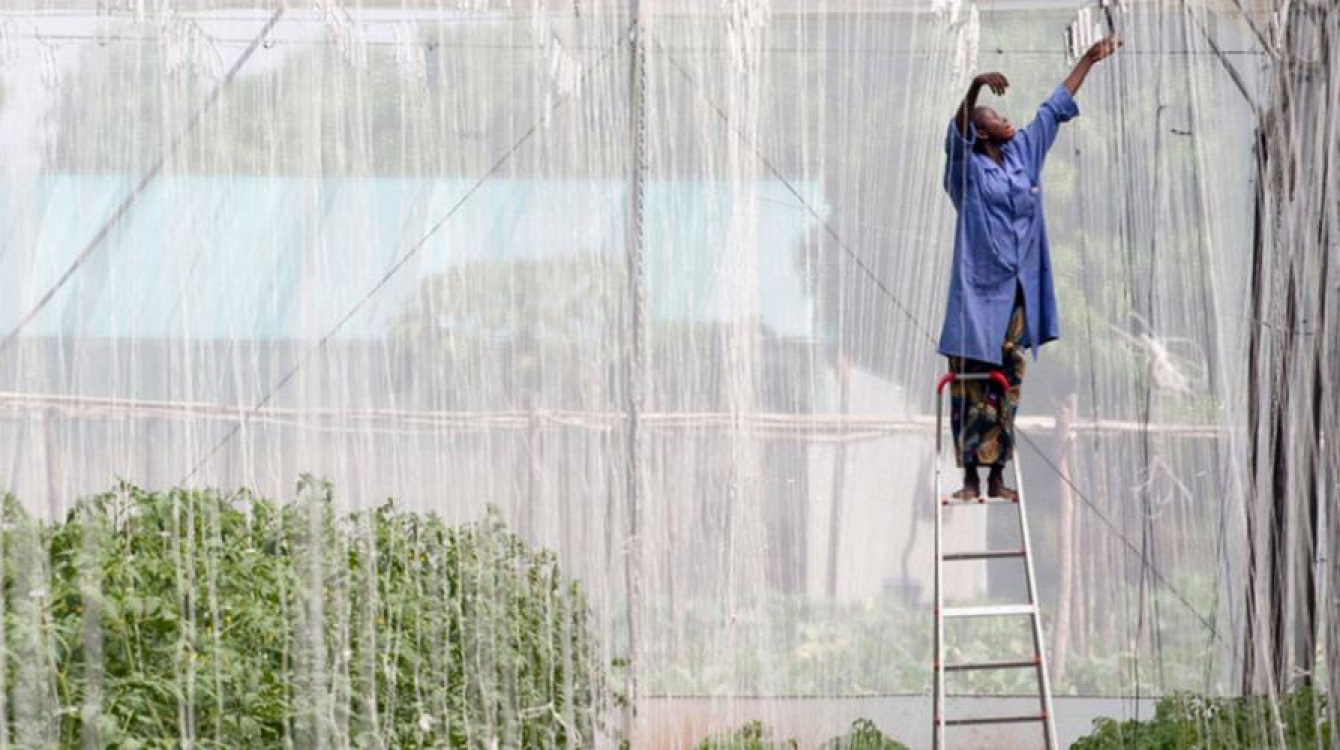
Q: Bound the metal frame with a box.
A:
[932,370,1058,750]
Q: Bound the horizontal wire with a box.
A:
[2,32,1269,57]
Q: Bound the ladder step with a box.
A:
[941,604,1036,619]
[940,496,1018,506]
[943,549,1025,561]
[943,714,1046,727]
[943,658,1039,672]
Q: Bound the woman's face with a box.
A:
[972,106,1016,142]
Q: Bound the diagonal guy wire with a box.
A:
[658,40,939,348]
[1016,429,1223,642]
[0,8,285,357]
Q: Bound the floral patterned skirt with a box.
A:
[946,295,1026,468]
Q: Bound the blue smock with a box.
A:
[937,84,1079,365]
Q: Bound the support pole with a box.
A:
[621,1,649,745]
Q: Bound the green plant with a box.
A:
[693,719,798,749]
[2,479,610,746]
[692,717,910,749]
[818,718,909,749]
[1071,688,1330,749]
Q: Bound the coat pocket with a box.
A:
[968,245,1017,292]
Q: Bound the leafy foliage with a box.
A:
[692,718,909,750]
[1072,688,1330,750]
[693,719,798,749]
[817,718,909,750]
[1,479,610,747]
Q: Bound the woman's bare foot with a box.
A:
[951,465,981,500]
[987,472,1019,501]
[952,483,982,500]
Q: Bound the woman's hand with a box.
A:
[1083,36,1121,64]
[1064,36,1121,95]
[957,73,1008,136]
[973,72,1010,96]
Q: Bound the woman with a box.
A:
[939,37,1120,500]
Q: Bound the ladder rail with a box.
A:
[1014,459,1060,750]
[932,379,947,750]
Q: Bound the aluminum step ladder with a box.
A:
[932,371,1057,750]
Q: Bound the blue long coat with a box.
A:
[937,84,1078,366]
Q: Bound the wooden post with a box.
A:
[826,350,852,598]
[1052,394,1078,684]
[1074,465,1091,660]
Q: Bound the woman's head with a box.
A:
[972,106,1015,145]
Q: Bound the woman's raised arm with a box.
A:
[1063,36,1121,96]
[955,73,1009,137]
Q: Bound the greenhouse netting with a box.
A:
[0,0,1334,747]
